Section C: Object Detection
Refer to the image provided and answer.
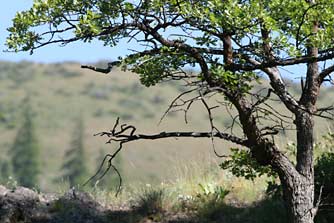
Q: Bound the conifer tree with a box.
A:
[0,157,11,184]
[61,116,88,187]
[10,98,40,188]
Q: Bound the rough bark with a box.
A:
[279,58,319,223]
[278,111,316,223]
[281,174,315,223]
[228,90,315,223]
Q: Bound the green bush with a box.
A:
[134,188,165,215]
[195,184,230,220]
[197,183,230,203]
[315,152,334,195]
[314,152,334,223]
[220,148,277,181]
[175,183,230,221]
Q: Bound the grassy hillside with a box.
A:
[0,60,333,191]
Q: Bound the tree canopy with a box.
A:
[6,1,334,84]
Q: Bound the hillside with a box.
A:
[0,60,333,191]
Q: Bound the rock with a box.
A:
[0,185,9,196]
[0,185,195,223]
[0,186,40,223]
[7,186,39,202]
[47,188,107,223]
[0,185,108,223]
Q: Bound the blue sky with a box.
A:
[0,0,131,63]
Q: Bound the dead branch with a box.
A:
[81,61,121,74]
[96,118,248,146]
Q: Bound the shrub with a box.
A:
[314,152,334,223]
[315,152,334,205]
[180,184,230,221]
[197,183,230,203]
[134,188,165,215]
[220,148,277,181]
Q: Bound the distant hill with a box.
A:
[0,60,333,191]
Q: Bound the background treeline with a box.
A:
[0,97,122,190]
[0,60,334,191]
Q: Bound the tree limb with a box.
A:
[318,65,334,84]
[95,118,248,147]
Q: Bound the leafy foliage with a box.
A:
[220,148,277,180]
[181,183,230,221]
[308,137,334,222]
[198,183,230,203]
[7,0,334,88]
[312,132,334,203]
[314,152,334,203]
[7,1,334,52]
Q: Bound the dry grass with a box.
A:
[1,60,333,194]
[75,160,287,223]
[89,159,269,211]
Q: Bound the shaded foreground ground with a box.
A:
[0,185,287,223]
[1,185,333,223]
[0,185,189,223]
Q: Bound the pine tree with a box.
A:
[9,98,40,188]
[0,157,11,184]
[61,116,89,187]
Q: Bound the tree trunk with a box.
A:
[231,74,317,223]
[281,174,315,223]
[281,111,315,223]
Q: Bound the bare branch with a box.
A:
[199,93,226,157]
[318,65,334,84]
[81,62,120,74]
[82,144,123,196]
[159,88,199,124]
[82,153,122,196]
[250,89,273,112]
[97,118,248,147]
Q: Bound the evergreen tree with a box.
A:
[9,98,40,188]
[0,157,11,184]
[61,116,88,187]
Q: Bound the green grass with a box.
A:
[77,161,288,223]
[89,160,269,208]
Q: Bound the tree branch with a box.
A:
[81,61,120,74]
[95,118,248,147]
[318,65,334,84]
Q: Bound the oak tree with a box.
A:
[6,1,334,222]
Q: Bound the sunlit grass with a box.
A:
[84,159,269,212]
